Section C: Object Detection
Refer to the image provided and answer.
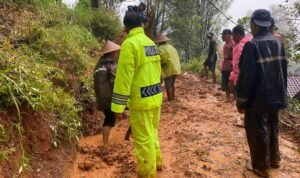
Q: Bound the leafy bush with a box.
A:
[0,0,122,174]
[0,47,81,142]
[72,5,122,40]
[0,0,122,143]
[288,97,300,113]
[30,24,99,74]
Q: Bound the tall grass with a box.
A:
[0,1,122,174]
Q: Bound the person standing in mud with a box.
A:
[236,9,288,178]
[111,10,163,178]
[229,25,252,90]
[94,40,120,145]
[221,29,234,100]
[229,25,252,127]
[156,34,181,101]
[204,32,218,84]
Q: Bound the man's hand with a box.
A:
[210,58,214,63]
[114,113,123,121]
[238,109,245,114]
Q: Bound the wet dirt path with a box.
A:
[66,73,300,178]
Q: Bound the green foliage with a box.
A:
[1,0,56,6]
[0,0,121,175]
[0,147,16,162]
[16,152,31,176]
[80,71,96,102]
[0,123,14,162]
[181,57,222,82]
[30,24,98,74]
[0,124,8,144]
[0,0,121,146]
[77,0,90,8]
[288,97,300,114]
[272,1,300,63]
[161,0,233,60]
[237,16,251,32]
[72,5,122,40]
[181,58,205,74]
[0,47,81,142]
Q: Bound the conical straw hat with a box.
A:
[155,34,170,43]
[100,40,121,55]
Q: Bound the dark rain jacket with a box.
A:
[236,31,288,111]
[93,56,116,111]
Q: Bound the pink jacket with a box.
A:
[274,33,283,43]
[229,35,253,85]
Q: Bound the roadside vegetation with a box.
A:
[0,0,299,176]
[0,0,121,175]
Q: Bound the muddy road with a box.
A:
[66,73,300,178]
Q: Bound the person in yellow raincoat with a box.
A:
[111,10,163,178]
[155,34,181,101]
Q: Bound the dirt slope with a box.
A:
[66,73,300,178]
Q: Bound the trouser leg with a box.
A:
[171,76,176,100]
[165,76,174,101]
[152,107,162,169]
[212,71,216,84]
[221,71,229,92]
[125,126,131,140]
[245,110,270,169]
[269,110,281,164]
[204,64,208,78]
[102,110,115,144]
[130,108,162,178]
[166,89,173,101]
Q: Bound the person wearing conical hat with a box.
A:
[156,34,181,101]
[94,40,120,145]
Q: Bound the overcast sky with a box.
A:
[226,0,284,28]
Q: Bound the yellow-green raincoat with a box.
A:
[158,43,181,78]
[111,27,162,178]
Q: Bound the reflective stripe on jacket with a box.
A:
[111,27,162,113]
[158,43,181,77]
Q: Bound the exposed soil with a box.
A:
[66,73,300,178]
[0,108,75,178]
